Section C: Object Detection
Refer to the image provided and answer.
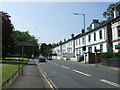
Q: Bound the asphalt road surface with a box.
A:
[36,59,120,88]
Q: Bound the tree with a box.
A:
[103,2,120,21]
[87,2,120,30]
[87,24,92,31]
[40,43,53,56]
[0,11,14,58]
[12,30,40,57]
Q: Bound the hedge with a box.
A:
[101,52,120,58]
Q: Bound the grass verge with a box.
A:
[0,57,29,85]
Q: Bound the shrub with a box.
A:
[101,52,113,58]
[113,52,120,58]
[101,52,120,58]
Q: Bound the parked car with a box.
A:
[47,56,52,60]
[38,56,46,62]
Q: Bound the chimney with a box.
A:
[64,39,66,42]
[114,7,120,18]
[91,19,100,29]
[59,41,62,44]
[82,29,85,34]
[71,34,74,39]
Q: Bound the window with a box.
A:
[100,44,103,53]
[99,30,102,39]
[76,40,78,46]
[94,33,96,41]
[88,35,91,42]
[82,38,84,44]
[79,39,81,45]
[117,26,120,37]
[79,49,81,55]
[88,47,92,53]
[68,49,70,53]
[76,49,78,54]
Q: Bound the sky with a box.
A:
[1,2,116,44]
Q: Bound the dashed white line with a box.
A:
[72,69,91,77]
[100,79,120,88]
[60,65,70,69]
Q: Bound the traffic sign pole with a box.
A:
[18,46,20,75]
[22,45,24,75]
[18,42,35,75]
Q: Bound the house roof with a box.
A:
[55,16,120,47]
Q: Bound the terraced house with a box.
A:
[52,8,120,63]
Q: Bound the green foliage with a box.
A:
[51,43,59,48]
[99,20,107,25]
[1,11,14,57]
[103,2,120,21]
[87,24,92,30]
[40,43,52,56]
[101,52,120,58]
[1,57,29,84]
[12,30,40,57]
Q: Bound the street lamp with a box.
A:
[74,12,86,63]
[74,12,85,30]
[37,37,40,49]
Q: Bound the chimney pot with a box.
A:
[91,19,100,29]
[71,34,74,38]
[82,29,85,34]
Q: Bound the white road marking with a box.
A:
[54,63,58,65]
[72,69,91,77]
[100,79,120,88]
[60,65,70,69]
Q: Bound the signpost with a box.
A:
[19,42,35,46]
[18,42,35,75]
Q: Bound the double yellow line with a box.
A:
[35,60,58,90]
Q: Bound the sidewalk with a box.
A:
[7,59,49,88]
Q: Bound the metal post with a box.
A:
[95,46,98,67]
[83,14,85,30]
[32,45,34,60]
[22,45,24,75]
[83,14,86,63]
[18,46,20,75]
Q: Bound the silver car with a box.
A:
[38,56,46,62]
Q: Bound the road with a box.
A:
[35,59,120,88]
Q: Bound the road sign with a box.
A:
[115,45,120,49]
[19,42,35,46]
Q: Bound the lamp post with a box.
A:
[74,12,86,63]
[74,12,85,30]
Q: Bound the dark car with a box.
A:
[47,56,52,60]
[38,56,46,62]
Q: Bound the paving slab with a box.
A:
[7,59,48,89]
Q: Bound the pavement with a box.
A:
[7,59,50,89]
